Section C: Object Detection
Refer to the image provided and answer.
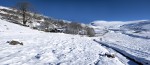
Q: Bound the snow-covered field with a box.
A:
[0,19,125,65]
[92,20,150,65]
[1,5,150,65]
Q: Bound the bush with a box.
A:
[65,22,83,34]
[85,27,95,37]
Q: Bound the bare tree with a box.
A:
[16,2,31,25]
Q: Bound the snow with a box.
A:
[1,5,149,64]
[90,20,128,36]
[0,6,12,10]
[0,11,8,14]
[92,20,150,65]
[90,20,127,29]
[0,19,124,65]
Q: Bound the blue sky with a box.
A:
[0,0,150,23]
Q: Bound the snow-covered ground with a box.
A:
[92,20,150,65]
[0,19,125,65]
[90,20,127,36]
[1,5,149,64]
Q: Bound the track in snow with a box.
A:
[93,39,143,65]
[121,31,150,39]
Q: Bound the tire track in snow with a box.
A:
[121,31,150,39]
[93,39,143,65]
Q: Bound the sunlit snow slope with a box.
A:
[92,20,150,65]
[0,19,124,65]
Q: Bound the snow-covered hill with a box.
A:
[120,20,150,31]
[0,6,95,36]
[90,20,126,29]
[89,20,127,36]
[1,5,150,65]
[119,20,150,39]
[0,19,125,65]
[91,20,150,65]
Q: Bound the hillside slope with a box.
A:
[0,19,124,65]
[0,6,95,36]
[92,20,150,65]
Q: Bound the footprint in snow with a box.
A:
[52,50,56,54]
[35,54,41,59]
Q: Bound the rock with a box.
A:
[7,40,23,45]
[105,53,115,58]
